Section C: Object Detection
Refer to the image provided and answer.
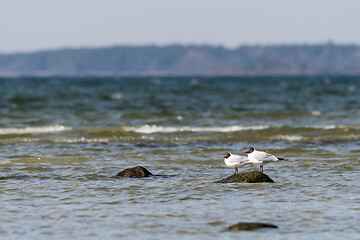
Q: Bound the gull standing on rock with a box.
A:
[245,147,286,173]
[224,152,250,174]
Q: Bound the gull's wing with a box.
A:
[252,151,278,162]
[227,155,249,164]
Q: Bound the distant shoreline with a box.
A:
[1,44,360,77]
[1,75,360,79]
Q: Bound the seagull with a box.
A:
[224,152,250,174]
[245,147,286,173]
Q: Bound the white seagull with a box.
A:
[245,147,286,173]
[224,152,250,174]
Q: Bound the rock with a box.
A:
[228,222,278,231]
[215,171,274,183]
[115,166,153,178]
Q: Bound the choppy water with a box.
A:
[0,77,359,239]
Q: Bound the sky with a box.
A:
[1,0,359,53]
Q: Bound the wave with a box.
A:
[122,124,360,134]
[123,124,270,134]
[0,124,357,136]
[0,125,71,135]
[0,124,359,143]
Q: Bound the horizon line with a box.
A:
[1,41,358,55]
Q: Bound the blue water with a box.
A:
[0,76,359,239]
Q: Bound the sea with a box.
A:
[0,76,359,239]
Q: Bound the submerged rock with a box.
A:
[216,171,274,183]
[115,166,153,178]
[228,222,278,231]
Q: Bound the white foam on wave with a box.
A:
[124,124,270,134]
[110,93,122,100]
[311,111,322,116]
[0,125,71,135]
[309,125,360,130]
[312,125,338,130]
[272,135,305,141]
[52,137,109,143]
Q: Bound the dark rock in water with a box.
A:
[228,222,278,231]
[115,166,153,178]
[215,171,274,183]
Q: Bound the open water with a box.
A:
[0,77,359,239]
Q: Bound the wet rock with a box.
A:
[115,166,153,178]
[215,171,274,183]
[228,222,278,231]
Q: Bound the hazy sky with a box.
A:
[1,0,359,53]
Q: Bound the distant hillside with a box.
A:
[1,44,360,76]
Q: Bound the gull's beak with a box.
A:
[245,150,250,154]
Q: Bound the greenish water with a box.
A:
[0,77,359,239]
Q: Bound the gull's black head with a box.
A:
[224,152,231,159]
[245,147,254,154]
